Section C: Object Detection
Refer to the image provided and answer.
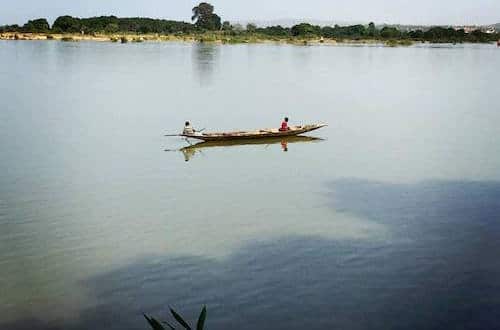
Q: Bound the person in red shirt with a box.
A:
[279,117,290,131]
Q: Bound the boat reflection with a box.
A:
[177,136,324,161]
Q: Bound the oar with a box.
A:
[164,128,206,137]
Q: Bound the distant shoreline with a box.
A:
[1,32,497,47]
[3,13,498,46]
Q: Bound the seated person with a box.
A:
[183,121,195,135]
[279,117,291,131]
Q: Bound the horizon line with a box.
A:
[1,15,499,28]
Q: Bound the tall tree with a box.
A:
[221,21,232,31]
[52,16,81,33]
[367,22,377,37]
[291,23,321,37]
[191,2,221,30]
[380,26,401,39]
[23,18,50,33]
[246,23,257,32]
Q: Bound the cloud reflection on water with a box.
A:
[3,179,500,330]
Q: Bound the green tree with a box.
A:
[380,26,401,39]
[23,18,50,33]
[246,23,257,32]
[105,23,119,33]
[408,29,424,39]
[367,22,378,37]
[232,23,244,32]
[50,15,196,34]
[468,29,490,42]
[346,24,367,38]
[260,25,290,37]
[321,26,335,38]
[291,23,321,37]
[222,21,232,31]
[191,2,222,30]
[52,16,81,33]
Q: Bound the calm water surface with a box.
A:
[1,41,499,329]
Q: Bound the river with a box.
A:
[1,40,499,329]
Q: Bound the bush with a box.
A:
[291,23,321,37]
[380,26,401,39]
[53,16,81,33]
[22,18,50,33]
[385,39,413,47]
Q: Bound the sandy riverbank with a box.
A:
[0,32,187,42]
[0,32,415,46]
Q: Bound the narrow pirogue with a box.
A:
[182,123,327,141]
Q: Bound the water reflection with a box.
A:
[3,179,499,330]
[7,179,500,330]
[173,136,323,161]
[192,43,219,86]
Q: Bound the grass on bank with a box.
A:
[144,306,207,330]
[3,31,498,47]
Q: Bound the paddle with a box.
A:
[164,128,206,137]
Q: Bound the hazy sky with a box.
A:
[1,0,499,26]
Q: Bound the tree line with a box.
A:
[286,22,498,43]
[1,1,498,43]
[0,3,221,34]
[0,16,196,34]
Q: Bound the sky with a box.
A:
[1,0,499,26]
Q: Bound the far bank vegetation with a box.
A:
[1,3,499,45]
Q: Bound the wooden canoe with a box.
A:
[182,123,327,141]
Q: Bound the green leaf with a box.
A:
[170,307,192,330]
[162,320,177,330]
[144,314,166,330]
[196,306,207,330]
